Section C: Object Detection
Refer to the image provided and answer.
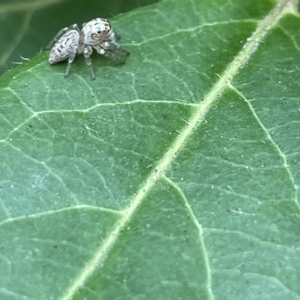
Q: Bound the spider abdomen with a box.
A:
[49,30,80,64]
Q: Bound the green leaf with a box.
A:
[1,0,300,299]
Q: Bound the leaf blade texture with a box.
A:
[0,0,300,299]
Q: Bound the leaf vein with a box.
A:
[228,82,300,211]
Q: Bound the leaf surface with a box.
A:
[1,0,300,299]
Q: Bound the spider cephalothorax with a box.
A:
[47,18,129,79]
[82,18,112,44]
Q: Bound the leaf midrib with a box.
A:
[60,0,295,299]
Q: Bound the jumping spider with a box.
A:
[47,18,129,79]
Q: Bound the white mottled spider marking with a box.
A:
[81,18,111,45]
[47,18,129,79]
[49,30,80,64]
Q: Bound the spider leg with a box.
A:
[114,32,121,40]
[71,24,81,32]
[46,24,81,50]
[46,27,70,49]
[64,45,78,77]
[93,44,125,63]
[102,41,130,55]
[83,46,95,79]
[71,24,85,43]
